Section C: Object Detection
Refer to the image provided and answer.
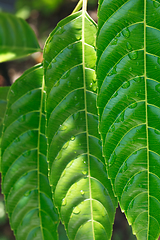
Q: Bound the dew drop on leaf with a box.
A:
[155,83,160,93]
[122,28,130,38]
[126,42,132,50]
[59,125,67,131]
[129,102,137,109]
[129,67,133,72]
[62,70,70,79]
[57,26,65,35]
[80,190,85,196]
[74,96,78,101]
[62,198,67,206]
[154,129,160,135]
[134,76,141,82]
[153,1,160,8]
[73,206,81,214]
[71,136,75,141]
[82,170,87,175]
[19,115,26,122]
[122,81,130,89]
[128,51,138,60]
[15,137,20,142]
[108,152,116,166]
[111,38,118,45]
[67,81,71,87]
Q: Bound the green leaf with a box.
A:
[44,10,117,240]
[1,64,58,240]
[0,12,41,63]
[0,86,10,170]
[97,0,160,239]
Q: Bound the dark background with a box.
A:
[0,0,146,239]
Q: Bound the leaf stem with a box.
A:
[72,0,88,14]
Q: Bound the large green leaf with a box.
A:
[1,64,58,240]
[0,12,41,63]
[97,0,160,239]
[0,86,10,169]
[44,9,117,240]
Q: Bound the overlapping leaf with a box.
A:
[0,12,41,62]
[1,65,58,240]
[0,86,9,168]
[97,0,160,239]
[44,10,117,240]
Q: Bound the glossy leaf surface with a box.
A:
[1,65,58,240]
[0,86,9,168]
[44,10,117,240]
[97,0,160,239]
[0,12,41,62]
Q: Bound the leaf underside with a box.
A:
[44,11,117,240]
[0,12,41,63]
[97,0,160,239]
[1,65,58,240]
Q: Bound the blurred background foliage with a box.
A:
[0,0,137,239]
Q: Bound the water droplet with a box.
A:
[73,206,81,214]
[93,84,97,92]
[59,125,67,131]
[52,58,57,63]
[82,170,87,175]
[15,137,20,142]
[128,51,138,60]
[153,1,160,8]
[126,42,132,50]
[80,190,85,196]
[62,141,69,149]
[155,66,158,70]
[90,82,93,88]
[28,130,35,138]
[77,77,80,81]
[109,124,115,132]
[138,183,143,188]
[122,28,130,38]
[155,83,160,93]
[108,66,117,76]
[83,160,86,164]
[154,129,160,134]
[62,198,67,206]
[134,76,141,82]
[19,115,26,122]
[129,102,137,109]
[74,96,78,101]
[117,112,125,122]
[129,67,133,72]
[24,190,31,197]
[68,44,74,49]
[23,151,31,157]
[57,26,65,35]
[67,81,71,87]
[136,61,140,66]
[135,92,139,97]
[157,57,160,65]
[111,38,118,45]
[76,35,81,40]
[122,81,130,89]
[108,152,116,166]
[71,136,75,141]
[62,70,70,79]
[54,81,60,87]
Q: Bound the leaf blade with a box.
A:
[97,0,160,239]
[44,11,117,240]
[0,12,41,63]
[1,64,58,240]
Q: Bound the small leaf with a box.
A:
[1,64,58,239]
[0,12,41,62]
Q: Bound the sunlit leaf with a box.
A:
[0,12,41,63]
[44,10,117,240]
